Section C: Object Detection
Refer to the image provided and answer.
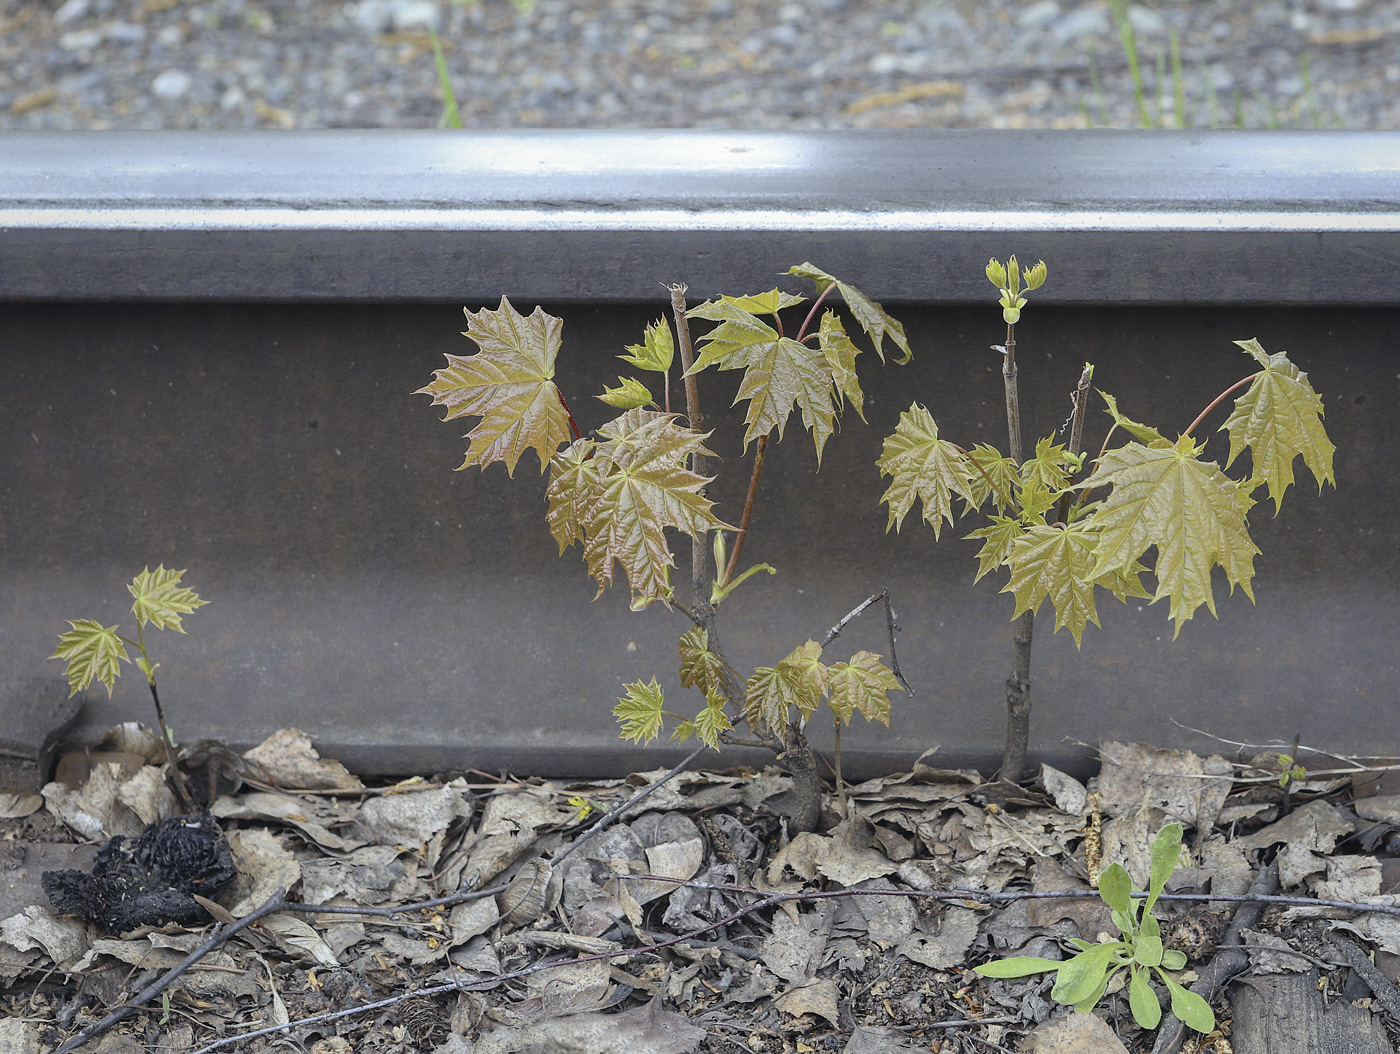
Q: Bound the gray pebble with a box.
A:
[105,22,147,44]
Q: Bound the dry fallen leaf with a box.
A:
[1096,741,1233,830]
[774,977,841,1027]
[242,728,364,792]
[1024,1011,1130,1053]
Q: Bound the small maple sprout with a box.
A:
[52,566,207,806]
[418,267,911,831]
[879,253,1335,780]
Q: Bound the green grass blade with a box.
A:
[1170,29,1187,128]
[430,27,463,130]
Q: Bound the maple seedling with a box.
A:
[418,267,911,830]
[974,822,1216,1035]
[52,566,208,804]
[878,256,1335,779]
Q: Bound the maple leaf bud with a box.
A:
[985,258,1007,288]
[1025,260,1048,290]
[1007,255,1021,295]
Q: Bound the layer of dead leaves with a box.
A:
[3,726,1400,1054]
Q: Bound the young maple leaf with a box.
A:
[416,297,573,476]
[1003,522,1103,646]
[1082,438,1259,636]
[787,263,912,364]
[619,318,675,373]
[1222,339,1335,514]
[687,295,841,462]
[876,403,977,538]
[129,565,207,633]
[556,409,732,609]
[966,514,1022,583]
[745,640,827,733]
[691,689,733,749]
[614,678,666,744]
[678,626,727,697]
[964,443,1018,515]
[51,620,130,697]
[818,311,865,418]
[827,651,902,726]
[545,440,600,554]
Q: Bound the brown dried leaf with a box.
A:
[242,728,363,792]
[1096,740,1234,830]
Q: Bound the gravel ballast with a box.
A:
[2,0,1397,131]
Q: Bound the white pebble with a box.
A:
[1053,3,1108,42]
[59,28,102,50]
[348,0,440,34]
[1016,0,1061,30]
[152,68,193,99]
[220,84,247,111]
[53,0,91,26]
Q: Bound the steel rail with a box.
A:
[3,129,1398,303]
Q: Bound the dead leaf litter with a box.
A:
[4,731,1400,1054]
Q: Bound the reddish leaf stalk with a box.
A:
[795,282,838,343]
[724,434,769,585]
[1183,371,1259,439]
[556,388,583,442]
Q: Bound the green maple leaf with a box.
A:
[692,689,732,749]
[51,620,130,697]
[678,626,726,697]
[1021,436,1076,494]
[719,289,807,315]
[129,566,207,633]
[818,310,864,418]
[964,444,1018,515]
[416,297,573,476]
[1003,523,1102,646]
[687,295,839,461]
[562,409,733,609]
[746,640,827,733]
[827,651,901,726]
[876,404,976,538]
[545,440,601,554]
[966,514,1023,583]
[1222,339,1335,513]
[598,375,654,410]
[1017,476,1060,527]
[1081,437,1259,636]
[614,678,666,744]
[1099,390,1167,446]
[788,263,911,364]
[619,317,674,373]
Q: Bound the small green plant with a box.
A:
[51,566,208,804]
[417,268,912,830]
[1274,753,1307,788]
[975,822,1215,1034]
[878,256,1334,778]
